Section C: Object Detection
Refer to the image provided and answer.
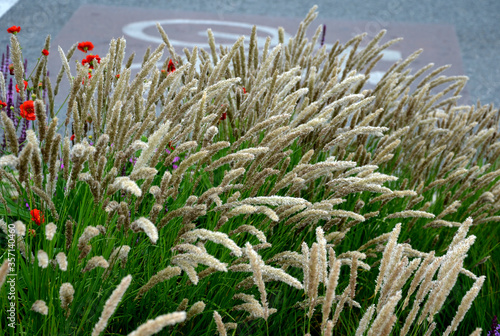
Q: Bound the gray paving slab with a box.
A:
[0,0,498,108]
[45,5,466,107]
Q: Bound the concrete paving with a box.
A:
[0,0,499,107]
[44,4,466,106]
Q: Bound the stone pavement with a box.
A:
[0,0,498,107]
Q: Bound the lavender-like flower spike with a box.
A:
[320,24,326,46]
[18,118,29,151]
[487,315,500,336]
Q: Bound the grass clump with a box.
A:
[0,6,499,335]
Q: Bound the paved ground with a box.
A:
[1,0,499,108]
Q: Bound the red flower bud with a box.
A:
[70,134,75,141]
[42,49,49,56]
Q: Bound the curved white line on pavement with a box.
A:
[123,18,401,85]
[123,18,400,62]
[122,19,292,49]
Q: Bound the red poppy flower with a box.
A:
[30,209,44,226]
[115,74,120,78]
[77,41,94,53]
[8,64,14,75]
[42,49,49,56]
[20,101,36,120]
[167,59,176,73]
[168,141,175,151]
[7,26,21,34]
[70,134,75,141]
[242,87,247,94]
[220,112,227,121]
[82,54,100,69]
[28,228,36,237]
[0,100,6,109]
[15,80,28,93]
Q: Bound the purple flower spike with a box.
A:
[173,156,180,163]
[488,316,500,336]
[320,24,326,47]
[166,149,171,154]
[173,164,178,170]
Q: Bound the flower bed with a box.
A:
[0,6,499,336]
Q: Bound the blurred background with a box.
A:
[0,0,499,107]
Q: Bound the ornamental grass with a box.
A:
[0,6,499,335]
